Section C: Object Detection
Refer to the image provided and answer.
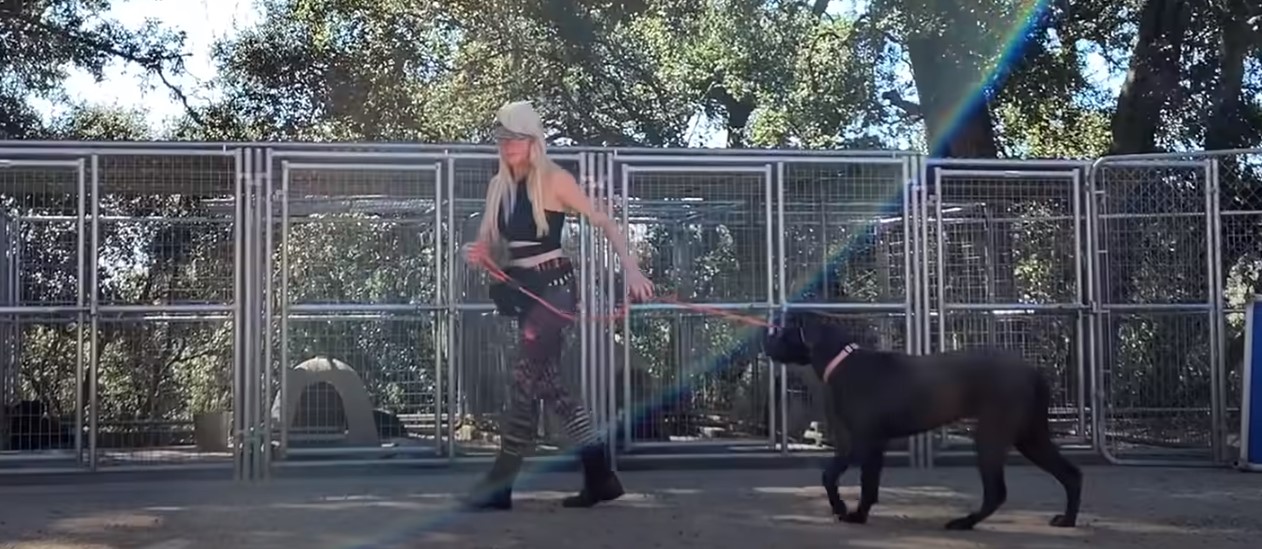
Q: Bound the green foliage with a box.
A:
[0,0,190,139]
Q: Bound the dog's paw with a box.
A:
[840,511,868,525]
[1048,514,1077,528]
[943,516,976,531]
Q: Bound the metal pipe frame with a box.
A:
[445,156,458,461]
[1089,154,1225,467]
[763,162,775,453]
[933,169,1089,180]
[929,165,949,468]
[243,148,258,480]
[580,154,593,447]
[1211,159,1229,464]
[262,147,276,481]
[432,158,446,460]
[618,152,634,453]
[85,155,99,472]
[600,154,614,458]
[8,144,1259,480]
[776,161,788,455]
[0,147,237,157]
[1204,158,1224,464]
[0,140,916,159]
[929,167,1092,461]
[613,155,909,166]
[604,152,618,468]
[926,158,1092,169]
[74,159,86,466]
[232,150,245,481]
[253,147,268,480]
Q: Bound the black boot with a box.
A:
[461,452,522,511]
[561,443,624,508]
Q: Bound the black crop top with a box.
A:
[498,179,566,260]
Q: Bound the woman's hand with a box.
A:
[625,266,655,302]
[463,241,489,267]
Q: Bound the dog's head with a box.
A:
[763,311,812,366]
[762,308,838,366]
[763,309,864,370]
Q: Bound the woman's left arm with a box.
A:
[552,170,642,274]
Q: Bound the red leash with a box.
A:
[474,255,773,328]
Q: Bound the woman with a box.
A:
[461,100,654,510]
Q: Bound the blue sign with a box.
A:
[1241,296,1262,469]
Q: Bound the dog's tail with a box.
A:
[1025,370,1056,441]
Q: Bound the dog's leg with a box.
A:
[840,440,887,525]
[821,444,852,519]
[945,434,1009,531]
[1016,433,1082,527]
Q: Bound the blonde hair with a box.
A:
[479,101,557,243]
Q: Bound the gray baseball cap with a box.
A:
[492,100,544,140]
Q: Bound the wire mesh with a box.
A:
[1,161,85,470]
[1100,312,1214,457]
[93,317,232,467]
[775,159,910,453]
[2,144,1253,475]
[623,169,770,304]
[927,167,1088,452]
[931,170,1082,306]
[615,164,773,450]
[1093,159,1216,462]
[620,312,771,448]
[781,161,909,304]
[1,164,82,311]
[930,313,1085,448]
[281,164,440,307]
[1211,151,1262,461]
[278,316,442,458]
[0,317,83,470]
[275,158,445,460]
[1094,163,1211,305]
[96,155,236,306]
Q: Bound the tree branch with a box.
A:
[13,12,209,128]
[811,0,830,17]
[881,90,923,121]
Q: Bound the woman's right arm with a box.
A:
[465,214,497,266]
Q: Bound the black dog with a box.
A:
[763,309,1082,530]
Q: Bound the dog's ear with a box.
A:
[794,311,825,344]
[763,311,813,366]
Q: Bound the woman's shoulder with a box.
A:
[539,163,579,211]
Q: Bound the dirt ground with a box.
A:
[2,465,1261,549]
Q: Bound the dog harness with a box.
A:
[822,343,860,383]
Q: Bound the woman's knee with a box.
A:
[519,322,564,361]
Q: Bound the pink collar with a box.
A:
[822,343,860,383]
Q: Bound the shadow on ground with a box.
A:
[1,466,1260,549]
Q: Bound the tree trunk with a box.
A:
[1109,0,1192,154]
[905,34,1000,158]
[1205,0,1252,153]
[1101,0,1192,321]
[1204,0,1259,393]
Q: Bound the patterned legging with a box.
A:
[498,282,599,457]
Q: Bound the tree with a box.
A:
[0,0,199,139]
